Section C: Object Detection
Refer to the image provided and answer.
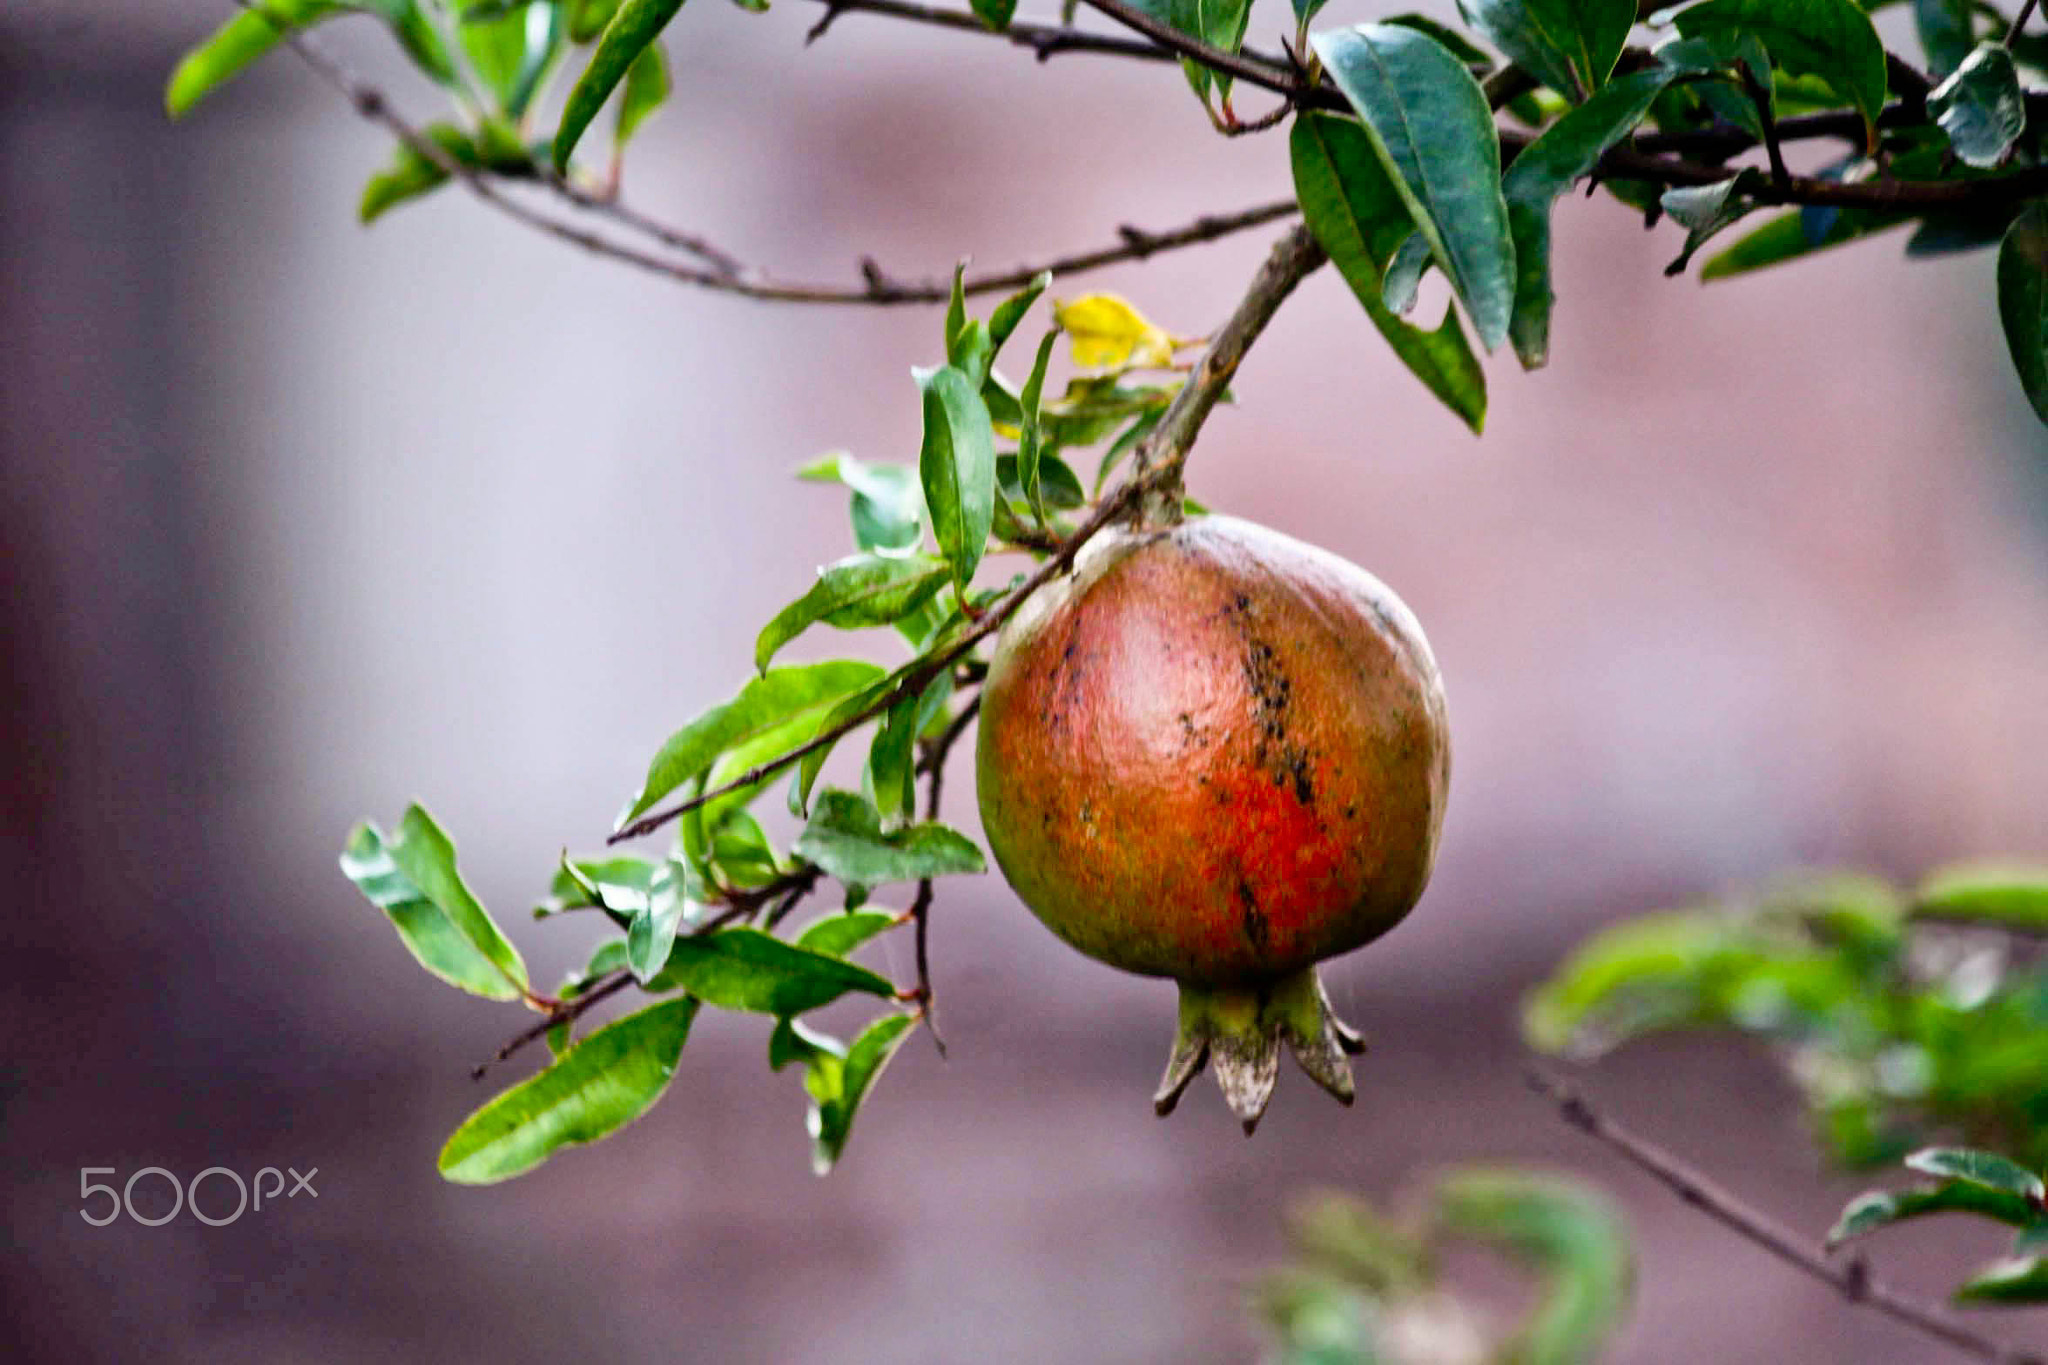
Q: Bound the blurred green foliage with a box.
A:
[1525,865,2048,1171]
[1255,1169,1633,1364]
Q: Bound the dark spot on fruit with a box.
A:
[1237,880,1269,953]
[1288,751,1314,806]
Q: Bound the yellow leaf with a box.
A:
[1053,293,1177,370]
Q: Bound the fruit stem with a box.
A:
[1153,966,1367,1134]
[1125,223,1327,530]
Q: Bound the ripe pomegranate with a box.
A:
[975,514,1449,1131]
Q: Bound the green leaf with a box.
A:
[1137,0,1255,105]
[2014,1221,2048,1256]
[812,1012,917,1174]
[1827,1181,2038,1247]
[1659,175,1763,276]
[988,271,1050,354]
[1501,68,1672,368]
[997,451,1084,512]
[1456,0,1637,99]
[795,789,987,885]
[1016,330,1059,523]
[915,365,997,593]
[754,554,949,672]
[1914,0,1976,78]
[439,997,697,1183]
[1957,1255,2048,1304]
[625,660,886,822]
[1435,1171,1634,1365]
[358,124,479,224]
[1312,25,1517,352]
[625,861,691,983]
[1521,911,1726,1053]
[461,1,561,116]
[166,1,342,117]
[341,817,523,1000]
[1289,111,1487,430]
[1927,44,2024,168]
[944,265,996,389]
[554,0,688,171]
[615,39,671,150]
[798,451,925,555]
[1673,0,1887,138]
[1999,205,2048,427]
[644,926,895,1012]
[1916,861,2048,928]
[1381,232,1433,315]
[1906,1148,2047,1202]
[1698,204,1906,279]
[970,0,1018,28]
[796,909,900,957]
[570,0,624,41]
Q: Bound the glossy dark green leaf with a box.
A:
[644,926,895,1012]
[1827,1180,2037,1247]
[626,660,885,821]
[439,997,696,1183]
[812,1012,917,1174]
[1289,111,1488,430]
[754,555,949,672]
[460,1,558,114]
[915,365,997,593]
[796,909,899,957]
[1016,330,1059,523]
[1915,0,1977,77]
[615,38,670,149]
[1999,205,2048,426]
[1435,1171,1634,1365]
[1927,44,2024,168]
[166,0,344,117]
[1457,0,1636,99]
[795,789,987,885]
[554,0,687,171]
[1673,0,1887,136]
[1906,1148,2046,1201]
[342,805,530,1000]
[358,124,480,224]
[1915,861,2048,928]
[1501,69,1672,367]
[1312,25,1517,352]
[1293,0,1332,28]
[971,0,1018,32]
[1659,175,1763,275]
[1957,1256,2048,1304]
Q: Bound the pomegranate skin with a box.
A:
[975,514,1449,990]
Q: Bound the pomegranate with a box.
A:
[975,514,1449,1131]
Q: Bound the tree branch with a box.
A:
[610,221,1328,847]
[1529,1070,2046,1365]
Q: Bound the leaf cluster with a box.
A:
[333,280,1200,1181]
[1525,865,2048,1172]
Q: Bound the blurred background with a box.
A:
[7,1,2048,1360]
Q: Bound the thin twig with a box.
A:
[802,0,1170,64]
[1529,1070,2046,1365]
[2009,0,2042,49]
[610,223,1329,847]
[243,3,1299,306]
[472,868,821,1078]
